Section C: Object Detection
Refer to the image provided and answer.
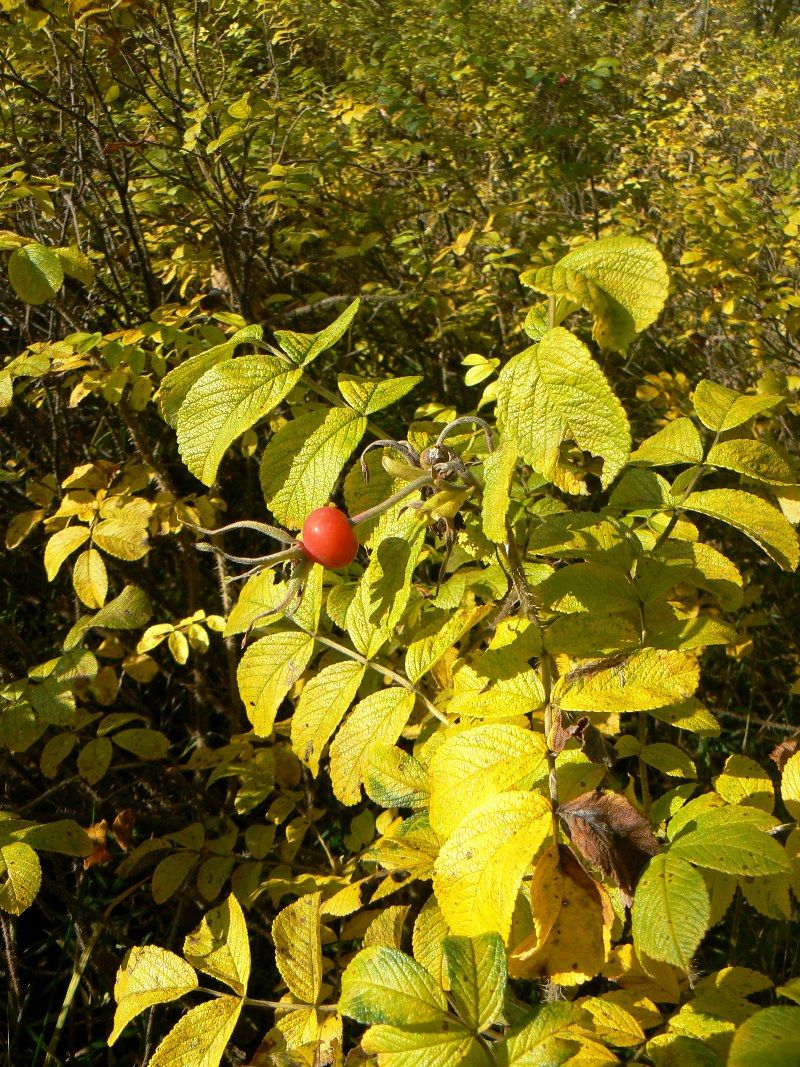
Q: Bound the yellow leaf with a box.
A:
[109,945,198,1045]
[405,605,490,684]
[510,846,613,985]
[148,994,242,1067]
[72,548,108,608]
[428,724,548,840]
[291,659,365,775]
[782,752,800,822]
[0,842,41,915]
[272,891,323,1004]
[433,789,551,942]
[183,894,251,996]
[44,525,90,580]
[715,754,774,812]
[329,688,415,805]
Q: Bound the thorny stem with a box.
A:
[195,543,304,567]
[183,518,295,544]
[501,526,560,840]
[349,474,434,527]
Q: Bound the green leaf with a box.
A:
[630,418,704,466]
[683,488,799,571]
[260,407,367,528]
[727,1006,800,1067]
[237,631,315,736]
[8,243,63,304]
[147,994,242,1067]
[443,933,506,1031]
[272,892,323,1004]
[0,842,41,915]
[631,854,710,970]
[670,807,790,876]
[339,945,447,1026]
[497,328,630,491]
[157,325,263,427]
[274,297,359,366]
[183,894,250,996]
[290,658,365,774]
[522,236,669,351]
[177,354,302,485]
[109,946,198,1044]
[428,724,547,841]
[692,380,783,432]
[497,1002,585,1066]
[706,439,796,485]
[433,790,551,942]
[338,373,422,414]
[329,688,415,805]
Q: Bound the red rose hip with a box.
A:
[299,506,359,569]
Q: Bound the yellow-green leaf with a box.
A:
[339,945,447,1026]
[556,648,699,713]
[274,297,359,366]
[715,754,774,812]
[522,236,668,351]
[692,380,783,432]
[670,807,790,876]
[727,1006,800,1067]
[443,932,506,1031]
[77,736,113,785]
[237,631,315,736]
[8,242,63,304]
[44,526,90,580]
[631,854,710,971]
[177,354,302,485]
[109,946,198,1045]
[405,605,490,684]
[630,418,704,467]
[482,443,516,542]
[260,407,367,528]
[338,373,422,415]
[781,752,800,822]
[429,724,548,840]
[497,328,631,491]
[72,548,108,608]
[707,439,796,486]
[683,488,799,571]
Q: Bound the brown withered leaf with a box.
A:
[558,790,659,905]
[112,808,135,851]
[549,709,615,767]
[84,819,112,869]
[769,733,800,772]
